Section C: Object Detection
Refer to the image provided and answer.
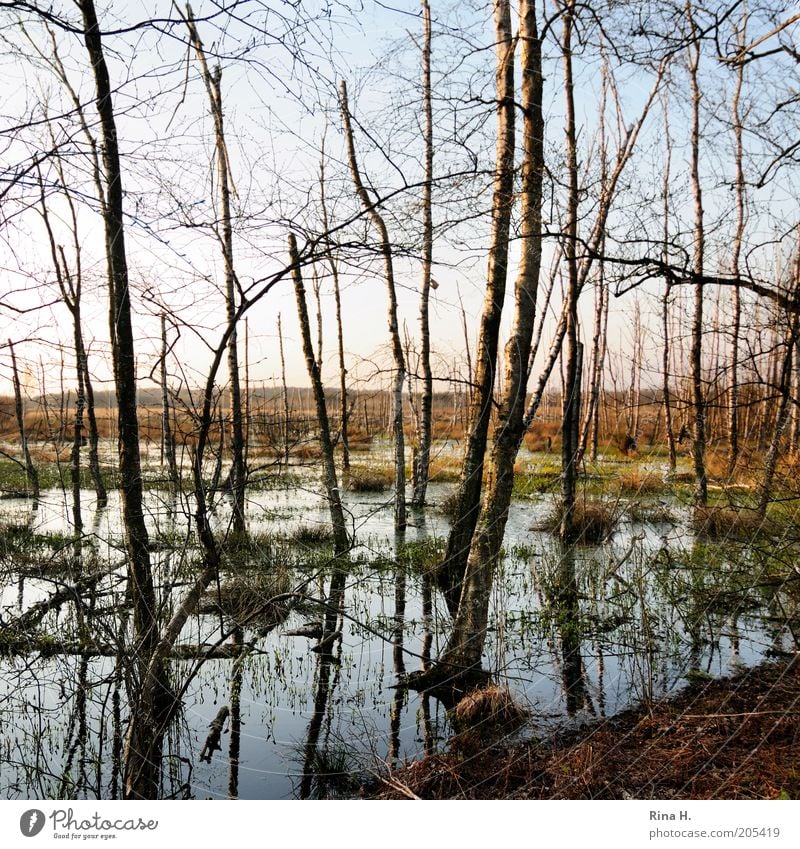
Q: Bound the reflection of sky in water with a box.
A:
[0,454,795,799]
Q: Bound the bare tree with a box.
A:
[75,0,162,798]
[288,234,350,555]
[727,7,748,476]
[184,7,246,533]
[427,0,543,682]
[412,0,435,509]
[339,79,407,531]
[436,0,517,612]
[319,145,350,471]
[687,1,708,507]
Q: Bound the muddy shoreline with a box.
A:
[370,655,800,800]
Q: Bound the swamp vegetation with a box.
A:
[1,428,799,799]
[1,0,800,801]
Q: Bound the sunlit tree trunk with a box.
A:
[435,0,542,678]
[688,4,708,507]
[728,11,747,477]
[559,0,582,541]
[436,0,516,613]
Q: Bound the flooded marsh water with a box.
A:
[1,448,798,799]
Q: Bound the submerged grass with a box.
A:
[397,537,445,576]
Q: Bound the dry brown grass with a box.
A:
[536,500,619,544]
[372,658,800,800]
[344,465,392,492]
[692,506,772,539]
[292,443,323,461]
[428,456,461,483]
[450,685,530,755]
[523,421,560,453]
[615,470,666,495]
[347,430,373,451]
[432,419,465,440]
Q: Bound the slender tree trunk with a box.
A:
[759,318,797,518]
[659,95,678,472]
[77,0,162,799]
[577,65,610,468]
[791,342,800,454]
[288,235,350,555]
[340,80,407,531]
[728,11,747,476]
[186,15,246,533]
[80,340,106,507]
[412,0,435,509]
[577,265,608,465]
[688,6,708,507]
[628,301,642,441]
[70,319,85,560]
[9,341,39,500]
[277,314,291,466]
[560,1,582,542]
[160,315,179,490]
[319,147,350,470]
[662,286,678,472]
[436,0,516,612]
[434,0,543,678]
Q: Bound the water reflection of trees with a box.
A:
[298,568,346,800]
[542,544,594,716]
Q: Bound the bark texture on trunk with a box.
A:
[77,0,161,799]
[434,0,543,678]
[728,14,746,476]
[560,2,581,542]
[688,8,708,507]
[436,0,517,613]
